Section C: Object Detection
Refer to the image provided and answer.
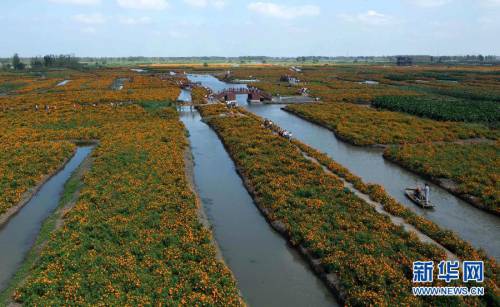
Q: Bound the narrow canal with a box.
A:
[0,146,93,292]
[178,95,338,306]
[188,74,500,261]
[111,78,128,90]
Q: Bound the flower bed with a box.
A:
[198,104,497,306]
[384,143,499,214]
[0,141,75,216]
[0,70,242,305]
[285,102,496,145]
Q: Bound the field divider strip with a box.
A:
[235,106,499,293]
[300,151,458,261]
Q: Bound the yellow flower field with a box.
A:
[198,104,498,306]
[0,69,242,305]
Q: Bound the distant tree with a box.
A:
[203,62,208,67]
[43,55,54,67]
[30,57,44,70]
[12,53,20,68]
[478,54,484,62]
[12,53,25,70]
[41,54,82,69]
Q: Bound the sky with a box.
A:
[1,0,499,57]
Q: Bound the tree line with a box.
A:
[4,53,83,71]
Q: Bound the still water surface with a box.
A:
[188,74,500,261]
[0,146,94,291]
[180,106,338,306]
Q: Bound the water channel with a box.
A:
[179,92,338,306]
[187,74,500,261]
[0,146,94,291]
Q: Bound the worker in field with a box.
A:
[424,183,430,205]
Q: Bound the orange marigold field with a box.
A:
[198,104,498,306]
[0,141,75,216]
[0,69,242,305]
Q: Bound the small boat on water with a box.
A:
[405,188,434,208]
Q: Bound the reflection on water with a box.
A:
[180,107,338,307]
[0,146,94,291]
[188,73,500,261]
[247,104,500,261]
[177,89,192,102]
[188,74,247,93]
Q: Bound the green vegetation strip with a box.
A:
[373,95,499,126]
[0,81,27,93]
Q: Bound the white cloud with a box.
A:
[339,10,392,26]
[184,0,207,7]
[116,0,169,10]
[48,0,101,5]
[73,13,107,24]
[247,2,320,19]
[183,0,226,8]
[118,16,152,24]
[480,0,500,6]
[213,0,226,9]
[407,0,452,8]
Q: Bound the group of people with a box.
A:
[279,128,293,140]
[414,183,431,205]
[263,119,293,140]
[34,104,56,112]
[34,102,125,112]
[263,118,273,128]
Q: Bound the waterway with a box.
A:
[56,80,71,86]
[0,146,94,291]
[111,78,128,90]
[188,74,500,261]
[179,92,338,306]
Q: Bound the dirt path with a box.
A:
[384,156,498,216]
[300,152,458,261]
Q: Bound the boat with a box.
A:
[404,188,434,208]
